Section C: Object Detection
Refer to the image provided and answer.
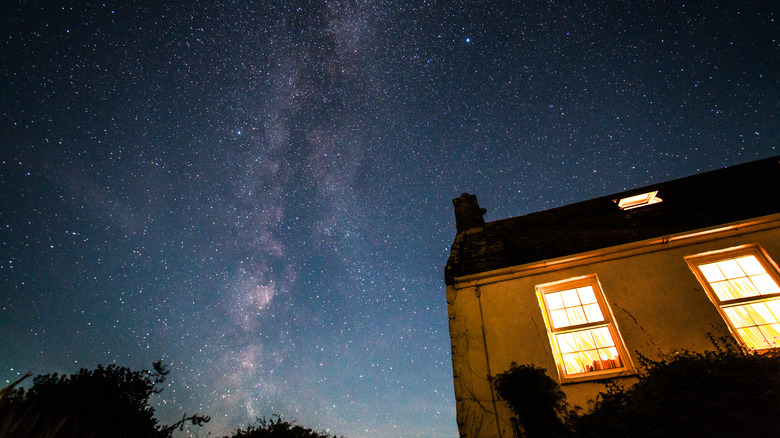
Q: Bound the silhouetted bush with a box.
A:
[493,345,780,438]
[491,363,571,438]
[223,415,343,438]
[0,362,208,438]
[572,347,780,438]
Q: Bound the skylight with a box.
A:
[616,191,662,210]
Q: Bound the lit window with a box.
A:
[536,275,634,383]
[615,190,662,210]
[687,246,780,350]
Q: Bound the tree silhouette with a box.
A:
[0,362,208,438]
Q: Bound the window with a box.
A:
[536,275,633,383]
[615,190,662,210]
[687,245,780,350]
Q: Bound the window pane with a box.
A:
[546,292,565,310]
[582,350,601,372]
[731,278,760,298]
[561,289,581,307]
[562,353,585,374]
[724,306,754,328]
[550,309,569,329]
[556,333,577,354]
[578,286,597,304]
[765,299,780,320]
[573,330,596,351]
[759,324,780,348]
[700,263,725,282]
[592,327,615,347]
[711,281,742,301]
[753,274,780,295]
[566,307,587,326]
[718,259,745,279]
[583,303,604,323]
[598,348,615,361]
[736,256,765,276]
[595,349,622,370]
[738,327,769,350]
[556,328,625,376]
[745,302,778,325]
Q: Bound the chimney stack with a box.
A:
[453,193,486,233]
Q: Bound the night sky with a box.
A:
[1,1,777,437]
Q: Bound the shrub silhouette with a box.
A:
[223,415,343,438]
[493,346,780,438]
[572,347,780,438]
[491,363,571,438]
[0,362,208,438]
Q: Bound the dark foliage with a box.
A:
[572,347,780,438]
[0,362,208,438]
[491,362,571,438]
[223,415,342,438]
[493,345,780,438]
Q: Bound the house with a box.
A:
[444,156,780,438]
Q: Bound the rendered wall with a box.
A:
[447,222,780,438]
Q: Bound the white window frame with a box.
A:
[686,245,780,351]
[536,275,634,383]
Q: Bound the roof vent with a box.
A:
[615,190,662,210]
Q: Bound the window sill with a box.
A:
[559,368,635,385]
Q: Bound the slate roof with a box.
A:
[445,156,780,285]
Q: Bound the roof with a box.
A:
[445,156,780,285]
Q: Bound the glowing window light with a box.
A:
[616,190,662,210]
[689,247,780,350]
[537,276,633,382]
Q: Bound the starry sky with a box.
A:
[1,1,777,437]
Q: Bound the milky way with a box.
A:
[1,2,777,437]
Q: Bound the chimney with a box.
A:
[453,193,486,233]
